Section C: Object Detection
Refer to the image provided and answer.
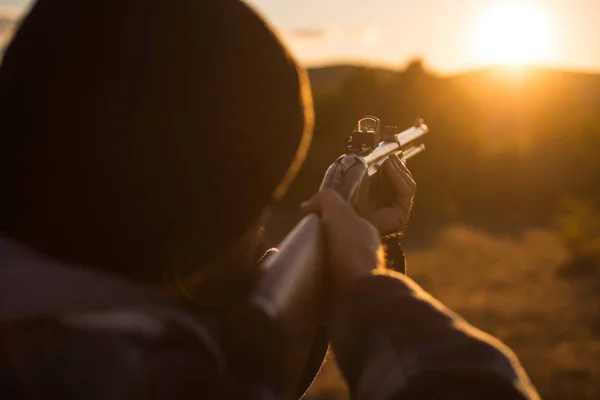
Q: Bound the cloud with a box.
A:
[348,27,380,45]
[289,27,328,40]
[287,26,381,45]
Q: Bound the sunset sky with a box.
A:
[1,0,600,74]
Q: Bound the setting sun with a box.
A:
[475,3,552,66]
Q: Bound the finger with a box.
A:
[392,154,414,179]
[383,159,411,193]
[301,189,355,220]
[319,189,357,221]
[396,176,414,200]
[380,158,398,190]
[388,154,402,173]
[300,192,323,215]
[398,167,416,189]
[391,156,416,189]
[381,157,395,171]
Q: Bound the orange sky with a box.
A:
[2,0,600,74]
[249,0,600,74]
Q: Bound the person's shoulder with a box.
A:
[2,307,227,398]
[0,238,228,397]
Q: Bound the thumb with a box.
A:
[300,192,323,215]
[301,189,349,217]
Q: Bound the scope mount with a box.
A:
[345,116,381,155]
[347,115,405,155]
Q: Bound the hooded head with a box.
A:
[0,0,313,290]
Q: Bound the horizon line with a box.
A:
[303,59,600,77]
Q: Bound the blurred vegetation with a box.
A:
[555,196,600,279]
[290,60,600,400]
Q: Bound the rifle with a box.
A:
[251,116,428,398]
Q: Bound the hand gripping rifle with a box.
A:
[251,116,428,398]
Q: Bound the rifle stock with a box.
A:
[252,214,325,396]
[251,118,428,398]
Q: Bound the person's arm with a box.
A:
[302,184,540,400]
[330,269,539,400]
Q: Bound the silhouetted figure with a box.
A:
[0,1,539,399]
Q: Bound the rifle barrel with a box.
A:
[397,122,428,148]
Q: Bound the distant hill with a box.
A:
[444,66,600,150]
[308,63,600,101]
[307,64,399,97]
[307,62,600,148]
[447,66,600,101]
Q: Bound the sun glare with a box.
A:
[475,3,552,66]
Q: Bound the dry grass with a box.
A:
[306,226,600,400]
